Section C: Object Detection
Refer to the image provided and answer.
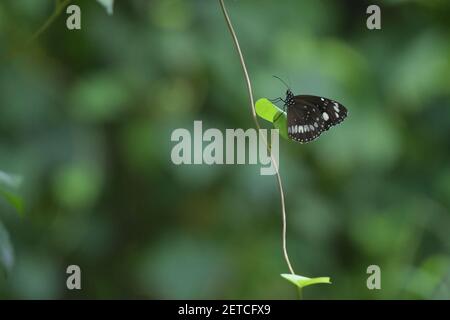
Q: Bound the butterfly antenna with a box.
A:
[272,75,290,90]
[287,75,292,88]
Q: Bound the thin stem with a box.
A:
[28,0,73,45]
[4,0,72,60]
[218,0,258,129]
[297,288,303,300]
[218,0,295,276]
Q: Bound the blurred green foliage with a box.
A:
[0,0,450,299]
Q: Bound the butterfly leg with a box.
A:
[269,97,284,103]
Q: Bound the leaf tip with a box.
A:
[281,273,332,289]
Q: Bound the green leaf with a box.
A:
[281,273,331,289]
[96,0,114,15]
[0,171,22,189]
[255,98,283,122]
[0,189,24,215]
[273,110,288,140]
[0,220,14,275]
[0,171,24,215]
[255,98,288,140]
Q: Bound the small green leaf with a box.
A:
[0,171,22,189]
[255,98,288,140]
[0,171,24,215]
[96,0,114,15]
[273,110,288,140]
[281,273,331,289]
[0,189,24,215]
[0,220,14,275]
[255,98,283,122]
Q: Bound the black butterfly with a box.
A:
[272,79,348,143]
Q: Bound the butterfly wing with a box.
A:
[295,95,347,131]
[287,100,325,143]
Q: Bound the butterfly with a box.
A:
[272,77,348,143]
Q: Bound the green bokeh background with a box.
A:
[1,0,450,299]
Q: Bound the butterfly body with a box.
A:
[284,89,347,143]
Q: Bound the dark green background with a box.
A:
[1,0,450,299]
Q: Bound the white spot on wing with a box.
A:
[322,112,329,121]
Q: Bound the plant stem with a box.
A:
[297,288,303,300]
[28,0,73,45]
[4,0,72,60]
[218,0,295,276]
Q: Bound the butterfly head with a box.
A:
[285,89,295,106]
